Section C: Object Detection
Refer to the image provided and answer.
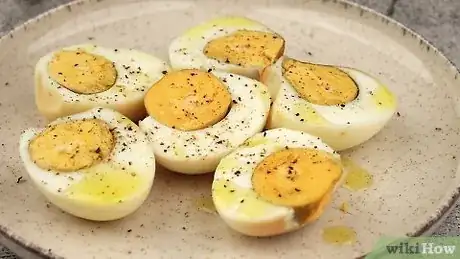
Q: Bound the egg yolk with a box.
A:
[252,148,342,208]
[48,50,117,94]
[29,119,114,172]
[294,185,334,224]
[282,58,359,105]
[144,69,232,131]
[204,30,285,68]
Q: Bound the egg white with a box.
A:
[139,71,271,175]
[169,16,282,79]
[262,56,397,151]
[35,44,170,122]
[18,107,156,221]
[212,128,343,237]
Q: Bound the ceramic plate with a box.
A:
[1,0,459,258]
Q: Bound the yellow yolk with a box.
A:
[204,30,285,68]
[48,50,117,94]
[144,69,232,131]
[29,119,114,172]
[252,148,342,207]
[282,58,359,105]
[294,185,334,224]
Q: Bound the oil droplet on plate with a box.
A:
[339,202,350,213]
[195,196,217,214]
[322,226,357,245]
[342,158,373,191]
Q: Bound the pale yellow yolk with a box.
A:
[29,119,114,172]
[282,58,359,105]
[204,30,285,68]
[252,148,342,208]
[144,69,232,131]
[48,50,117,94]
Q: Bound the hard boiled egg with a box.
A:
[139,69,271,175]
[169,16,285,80]
[35,44,170,122]
[212,128,344,237]
[262,56,397,151]
[19,107,156,221]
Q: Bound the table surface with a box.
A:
[1,0,459,257]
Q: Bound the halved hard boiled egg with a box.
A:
[139,69,271,175]
[18,107,156,221]
[262,57,397,151]
[35,44,170,122]
[169,16,285,80]
[212,128,344,237]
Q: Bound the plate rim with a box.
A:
[0,0,459,258]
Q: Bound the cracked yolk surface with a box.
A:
[144,69,232,131]
[252,148,342,208]
[48,50,117,94]
[282,58,359,105]
[204,30,285,68]
[29,119,115,172]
